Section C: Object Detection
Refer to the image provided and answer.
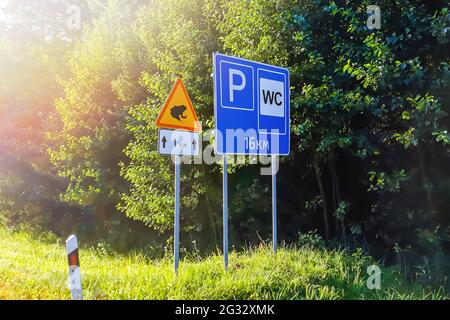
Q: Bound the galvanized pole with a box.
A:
[223,155,228,270]
[272,155,277,254]
[174,156,181,275]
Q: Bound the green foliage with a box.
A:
[0,26,71,233]
[334,201,350,221]
[297,230,326,249]
[368,170,409,193]
[48,2,144,208]
[118,0,222,233]
[215,0,450,285]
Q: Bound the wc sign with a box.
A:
[214,53,290,155]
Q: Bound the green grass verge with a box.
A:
[0,228,446,300]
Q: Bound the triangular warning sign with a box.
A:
[155,78,201,132]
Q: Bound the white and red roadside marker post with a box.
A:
[66,235,83,300]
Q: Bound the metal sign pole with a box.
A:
[223,155,228,270]
[174,155,181,275]
[272,155,277,254]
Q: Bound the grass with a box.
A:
[0,228,446,300]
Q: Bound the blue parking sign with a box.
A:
[213,53,290,155]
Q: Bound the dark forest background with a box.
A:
[0,0,449,291]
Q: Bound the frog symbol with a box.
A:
[170,105,188,121]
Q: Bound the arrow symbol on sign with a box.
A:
[162,136,167,148]
[192,139,197,150]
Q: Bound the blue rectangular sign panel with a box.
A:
[213,53,290,155]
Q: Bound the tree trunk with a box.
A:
[329,152,339,234]
[95,204,108,222]
[95,204,109,236]
[313,148,330,240]
[329,148,346,242]
[202,166,218,247]
[205,194,218,248]
[417,143,435,217]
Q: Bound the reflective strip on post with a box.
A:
[66,235,83,300]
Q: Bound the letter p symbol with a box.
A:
[229,69,246,103]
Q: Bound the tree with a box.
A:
[0,0,98,234]
[47,0,148,237]
[219,0,450,253]
[0,30,69,232]
[118,0,224,248]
